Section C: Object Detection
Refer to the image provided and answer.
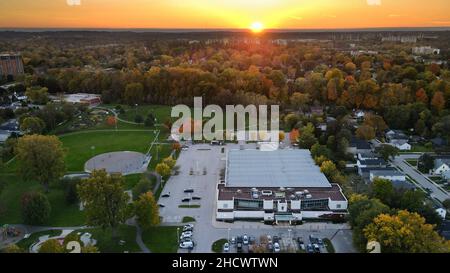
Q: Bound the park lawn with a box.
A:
[123,174,143,190]
[60,130,157,171]
[16,229,62,251]
[141,226,181,253]
[0,174,85,226]
[410,145,434,153]
[117,104,172,124]
[71,225,140,253]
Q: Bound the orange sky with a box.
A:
[0,0,449,29]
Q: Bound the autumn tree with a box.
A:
[134,192,160,229]
[290,92,310,110]
[162,156,176,169]
[20,117,46,134]
[124,82,144,105]
[431,91,445,112]
[77,170,130,238]
[38,239,65,253]
[364,210,450,253]
[155,163,171,178]
[415,88,428,104]
[16,135,66,192]
[364,114,387,136]
[356,125,375,140]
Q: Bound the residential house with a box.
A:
[390,139,412,151]
[440,220,450,241]
[385,129,408,142]
[432,157,450,176]
[431,137,447,148]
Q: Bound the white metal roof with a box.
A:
[226,149,331,188]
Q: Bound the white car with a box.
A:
[267,235,272,244]
[179,241,194,249]
[183,224,194,232]
[223,243,230,252]
[243,235,249,245]
[273,242,281,253]
[180,231,193,239]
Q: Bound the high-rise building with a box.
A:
[0,54,25,77]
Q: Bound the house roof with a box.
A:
[440,220,450,240]
[390,139,410,146]
[431,137,447,146]
[359,158,387,166]
[350,137,371,150]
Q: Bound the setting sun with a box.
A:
[250,22,264,33]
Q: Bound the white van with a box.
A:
[261,190,273,196]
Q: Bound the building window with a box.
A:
[223,204,228,209]
[235,199,263,210]
[336,204,341,209]
[301,199,328,210]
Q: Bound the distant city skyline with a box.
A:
[0,0,449,30]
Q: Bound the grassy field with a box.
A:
[61,130,158,171]
[113,104,173,124]
[0,174,85,226]
[410,145,434,153]
[141,226,181,253]
[405,159,418,167]
[70,225,140,253]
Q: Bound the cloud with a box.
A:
[66,0,81,6]
[366,0,381,6]
[289,16,303,21]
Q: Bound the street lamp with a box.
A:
[227,228,231,243]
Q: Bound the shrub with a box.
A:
[2,244,24,253]
[21,192,51,225]
[144,113,155,127]
[134,115,143,123]
[38,239,64,253]
[132,178,153,201]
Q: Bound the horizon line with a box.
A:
[1,26,450,33]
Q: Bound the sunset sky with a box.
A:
[0,0,449,29]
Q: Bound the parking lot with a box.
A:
[159,143,356,253]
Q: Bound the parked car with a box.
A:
[243,235,249,245]
[273,236,280,243]
[249,236,256,245]
[267,243,273,252]
[309,235,319,244]
[306,244,314,253]
[184,189,194,193]
[179,241,194,249]
[161,193,170,198]
[230,237,236,244]
[313,244,321,253]
[181,198,191,202]
[192,196,201,200]
[267,235,272,244]
[237,242,243,253]
[223,243,230,252]
[273,242,281,253]
[318,238,323,246]
[180,231,193,239]
[183,225,193,232]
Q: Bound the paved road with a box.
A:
[392,154,450,203]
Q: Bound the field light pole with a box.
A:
[91,146,96,170]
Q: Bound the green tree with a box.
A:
[443,199,450,210]
[77,170,130,238]
[378,144,399,161]
[371,178,394,205]
[21,191,51,225]
[16,135,66,192]
[25,86,48,105]
[20,117,46,134]
[144,113,155,127]
[132,177,153,201]
[364,210,450,253]
[134,192,160,230]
